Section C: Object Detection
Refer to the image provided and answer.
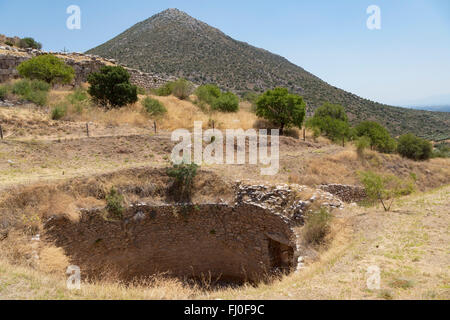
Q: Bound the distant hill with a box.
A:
[407,105,450,113]
[87,8,450,141]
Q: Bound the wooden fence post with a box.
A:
[86,123,90,138]
[154,121,157,134]
[0,125,3,140]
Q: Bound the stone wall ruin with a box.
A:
[45,203,298,283]
[0,45,175,89]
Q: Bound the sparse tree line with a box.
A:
[0,53,446,162]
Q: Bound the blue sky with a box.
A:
[0,0,449,106]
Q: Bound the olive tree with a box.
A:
[255,87,306,134]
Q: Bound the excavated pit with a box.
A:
[44,203,298,284]
[0,168,347,285]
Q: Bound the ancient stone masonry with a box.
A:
[235,182,344,223]
[0,45,174,89]
[41,180,346,283]
[127,67,177,90]
[45,203,297,283]
[318,184,367,203]
[0,53,28,83]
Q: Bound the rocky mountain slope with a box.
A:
[87,8,449,140]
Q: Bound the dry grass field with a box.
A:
[0,185,448,300]
[0,87,449,300]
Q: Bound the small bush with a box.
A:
[212,92,239,112]
[397,134,433,161]
[307,102,351,145]
[303,208,333,245]
[11,79,50,106]
[195,84,221,105]
[30,79,51,92]
[51,104,67,120]
[354,121,397,154]
[432,142,450,158]
[5,41,14,47]
[105,188,125,220]
[137,87,147,95]
[67,88,88,104]
[87,66,138,108]
[167,162,199,202]
[0,85,8,100]
[59,88,89,116]
[142,97,167,116]
[356,136,371,158]
[359,170,416,211]
[17,54,74,84]
[154,83,173,96]
[171,78,194,100]
[12,80,31,96]
[26,89,48,106]
[154,79,194,99]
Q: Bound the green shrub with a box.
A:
[137,87,147,95]
[26,89,48,106]
[307,116,351,145]
[154,82,173,96]
[354,121,397,153]
[167,162,199,202]
[356,136,371,158]
[171,78,194,100]
[12,80,31,96]
[87,66,138,108]
[307,102,352,145]
[359,170,416,211]
[105,188,125,220]
[243,91,259,104]
[5,41,14,47]
[17,54,74,84]
[303,208,333,245]
[432,142,450,158]
[195,84,221,105]
[51,104,67,120]
[314,102,348,122]
[11,79,49,106]
[154,79,194,99]
[30,79,51,92]
[67,88,88,104]
[142,97,167,116]
[397,134,433,161]
[0,85,8,100]
[63,88,89,115]
[18,37,42,49]
[211,92,239,112]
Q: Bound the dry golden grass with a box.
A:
[149,95,258,131]
[294,146,450,190]
[0,49,28,57]
[1,87,449,300]
[1,185,447,300]
[46,89,259,131]
[38,246,70,274]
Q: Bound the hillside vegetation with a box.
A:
[87,9,450,141]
